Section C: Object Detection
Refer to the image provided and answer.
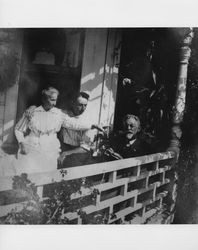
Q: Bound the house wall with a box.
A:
[0,28,121,151]
[0,29,23,151]
[80,28,121,128]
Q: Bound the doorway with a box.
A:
[16,28,85,120]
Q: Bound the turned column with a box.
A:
[169,28,194,157]
[167,28,194,219]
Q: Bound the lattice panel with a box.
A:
[0,152,176,224]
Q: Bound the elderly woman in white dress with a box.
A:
[0,87,102,176]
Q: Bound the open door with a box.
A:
[16,28,85,120]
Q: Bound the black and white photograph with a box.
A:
[0,0,198,249]
[0,27,197,225]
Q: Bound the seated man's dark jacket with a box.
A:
[109,132,156,159]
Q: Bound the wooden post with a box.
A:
[0,29,23,150]
[169,28,194,157]
[167,28,194,219]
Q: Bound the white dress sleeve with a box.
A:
[61,112,92,131]
[15,112,30,143]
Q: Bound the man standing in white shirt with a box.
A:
[58,91,100,167]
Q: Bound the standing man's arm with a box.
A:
[61,112,104,132]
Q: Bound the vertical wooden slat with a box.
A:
[142,206,146,219]
[160,171,165,183]
[120,183,128,196]
[152,184,157,200]
[109,171,117,183]
[136,165,141,177]
[145,176,149,189]
[155,161,159,171]
[77,216,82,224]
[37,186,44,199]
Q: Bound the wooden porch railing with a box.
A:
[0,151,176,224]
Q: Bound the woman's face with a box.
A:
[42,93,58,111]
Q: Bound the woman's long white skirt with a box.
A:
[0,134,60,177]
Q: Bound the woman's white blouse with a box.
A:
[0,105,93,175]
[15,106,92,144]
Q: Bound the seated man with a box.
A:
[101,114,157,204]
[105,114,156,160]
[58,91,101,168]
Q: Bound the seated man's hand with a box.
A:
[105,148,123,160]
[91,124,104,133]
[19,142,30,155]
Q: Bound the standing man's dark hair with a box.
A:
[79,91,90,100]
[71,91,90,116]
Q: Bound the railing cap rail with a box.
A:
[0,151,175,192]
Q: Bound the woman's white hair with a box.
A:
[42,86,59,98]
